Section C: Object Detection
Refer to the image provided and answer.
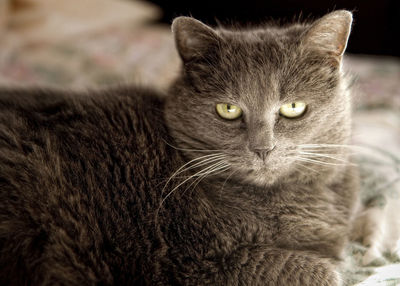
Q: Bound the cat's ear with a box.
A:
[302,10,352,64]
[172,17,221,62]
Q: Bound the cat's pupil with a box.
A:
[291,103,296,109]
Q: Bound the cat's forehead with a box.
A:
[213,29,304,102]
[183,22,339,107]
[217,25,306,51]
[213,26,310,82]
[225,71,282,111]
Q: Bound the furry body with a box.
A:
[0,88,175,285]
[0,11,359,285]
[0,88,358,285]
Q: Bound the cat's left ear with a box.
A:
[302,10,353,65]
[172,17,221,62]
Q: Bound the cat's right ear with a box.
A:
[301,10,352,66]
[172,17,221,62]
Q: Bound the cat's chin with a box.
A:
[235,159,315,187]
[248,175,279,187]
[241,169,314,188]
[238,167,285,187]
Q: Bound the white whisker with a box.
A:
[162,155,229,180]
[193,161,229,178]
[298,151,353,164]
[177,155,227,176]
[183,162,230,196]
[299,144,356,148]
[161,153,226,195]
[159,160,228,209]
[220,169,237,192]
[298,144,366,153]
[295,156,349,166]
[217,169,238,200]
[294,161,321,174]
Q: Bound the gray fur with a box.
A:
[0,11,358,285]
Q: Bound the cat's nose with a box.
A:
[251,146,275,161]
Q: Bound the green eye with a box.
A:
[279,102,307,118]
[216,103,242,120]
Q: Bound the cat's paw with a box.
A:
[351,203,400,266]
[361,238,400,266]
[351,207,385,265]
[362,245,386,266]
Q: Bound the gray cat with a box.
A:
[0,10,359,285]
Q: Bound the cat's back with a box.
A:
[0,87,172,285]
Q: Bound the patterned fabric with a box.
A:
[0,23,399,286]
[0,25,180,90]
[342,56,400,285]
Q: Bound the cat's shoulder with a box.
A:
[0,85,168,157]
[0,85,165,128]
[0,85,164,112]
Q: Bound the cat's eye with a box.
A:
[216,103,243,120]
[279,102,307,119]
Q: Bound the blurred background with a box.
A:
[0,1,399,284]
[0,0,399,90]
[149,0,400,57]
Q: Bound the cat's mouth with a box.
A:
[224,152,284,186]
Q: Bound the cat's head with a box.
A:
[165,11,353,187]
